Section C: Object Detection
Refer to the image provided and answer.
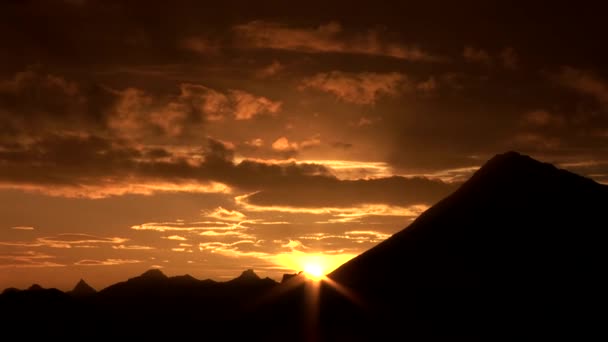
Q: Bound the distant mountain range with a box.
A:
[1,152,606,340]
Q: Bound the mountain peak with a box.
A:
[460,151,586,192]
[238,269,260,280]
[139,268,168,280]
[477,151,551,176]
[27,284,44,291]
[484,151,545,169]
[70,279,96,296]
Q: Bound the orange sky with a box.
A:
[1,1,607,290]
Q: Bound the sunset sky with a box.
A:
[1,1,607,290]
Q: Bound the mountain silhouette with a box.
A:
[328,151,607,336]
[27,284,44,291]
[1,152,606,339]
[68,279,96,296]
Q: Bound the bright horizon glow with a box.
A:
[303,263,325,280]
[272,252,356,279]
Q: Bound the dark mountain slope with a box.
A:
[328,151,607,335]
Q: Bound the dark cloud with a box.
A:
[244,176,455,208]
[0,135,454,207]
[2,0,608,289]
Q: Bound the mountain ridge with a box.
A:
[2,151,606,338]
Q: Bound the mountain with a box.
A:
[27,284,44,291]
[328,151,608,336]
[1,152,606,339]
[68,279,96,296]
[226,269,278,287]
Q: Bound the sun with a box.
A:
[303,263,325,280]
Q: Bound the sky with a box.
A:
[1,0,607,290]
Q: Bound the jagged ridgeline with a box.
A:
[1,152,606,340]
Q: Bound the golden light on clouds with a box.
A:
[7,2,606,292]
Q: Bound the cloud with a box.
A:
[416,76,438,93]
[0,251,65,269]
[299,230,391,243]
[108,83,280,139]
[0,67,282,145]
[256,60,284,78]
[229,90,282,120]
[301,71,407,104]
[10,226,35,230]
[523,110,564,127]
[0,234,128,249]
[272,137,299,152]
[463,46,492,65]
[112,244,155,250]
[0,135,454,209]
[236,175,453,208]
[464,46,522,69]
[179,36,219,54]
[74,258,142,266]
[554,67,608,105]
[245,138,264,148]
[0,67,91,137]
[234,21,438,61]
[132,221,244,232]
[163,235,188,241]
[206,207,246,221]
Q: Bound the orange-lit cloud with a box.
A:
[229,89,282,120]
[300,71,406,104]
[112,245,155,250]
[10,226,35,231]
[206,207,246,221]
[0,234,129,249]
[0,181,233,199]
[555,67,608,105]
[132,221,244,232]
[234,21,438,61]
[299,230,391,243]
[74,259,142,266]
[0,251,65,269]
[271,136,321,153]
[163,235,188,241]
[256,60,284,78]
[108,83,281,138]
[235,192,428,217]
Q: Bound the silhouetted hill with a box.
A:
[1,152,606,339]
[69,279,96,296]
[226,269,278,287]
[27,284,44,291]
[328,151,608,336]
[281,272,303,283]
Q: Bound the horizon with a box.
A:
[2,1,608,291]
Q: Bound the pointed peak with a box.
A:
[466,151,558,186]
[140,268,168,279]
[238,269,260,280]
[485,151,539,168]
[71,278,96,295]
[281,272,304,284]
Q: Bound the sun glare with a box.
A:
[303,263,325,280]
[273,252,356,279]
